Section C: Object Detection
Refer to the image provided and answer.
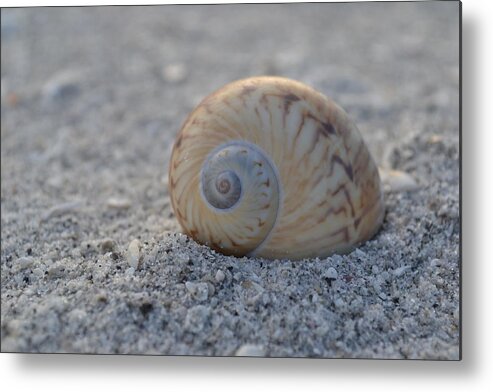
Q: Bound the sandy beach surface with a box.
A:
[1,2,460,358]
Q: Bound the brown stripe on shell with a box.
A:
[174,133,183,148]
[329,226,350,243]
[329,154,354,182]
[241,85,257,97]
[282,93,302,126]
[351,139,367,182]
[256,92,302,129]
[342,186,356,217]
[284,93,301,102]
[318,206,348,223]
[302,127,324,158]
[305,113,338,138]
[318,121,337,137]
[354,195,380,230]
[331,182,347,197]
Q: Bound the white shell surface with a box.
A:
[169,76,384,260]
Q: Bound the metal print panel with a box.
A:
[1,1,461,359]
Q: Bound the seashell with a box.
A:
[168,76,384,260]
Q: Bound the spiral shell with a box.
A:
[169,76,384,260]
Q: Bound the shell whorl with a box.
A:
[198,141,281,255]
[169,76,385,260]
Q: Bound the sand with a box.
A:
[0,2,460,359]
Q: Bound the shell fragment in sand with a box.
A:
[379,168,419,193]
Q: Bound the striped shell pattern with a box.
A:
[169,76,384,260]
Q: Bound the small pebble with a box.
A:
[176,234,189,245]
[107,197,131,210]
[438,204,458,219]
[32,268,44,278]
[334,298,345,308]
[324,267,338,280]
[42,70,81,102]
[100,238,116,253]
[430,258,442,267]
[15,256,34,271]
[379,169,419,192]
[47,265,65,279]
[393,265,411,277]
[127,239,141,269]
[352,248,366,259]
[206,282,215,297]
[4,319,23,337]
[331,254,343,263]
[428,134,444,144]
[80,240,99,257]
[125,267,135,275]
[372,280,382,293]
[185,281,209,301]
[215,269,225,283]
[41,201,81,222]
[162,64,187,83]
[176,253,190,266]
[234,344,266,357]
